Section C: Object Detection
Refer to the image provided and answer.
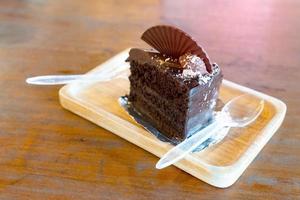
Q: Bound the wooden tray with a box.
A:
[59,49,286,188]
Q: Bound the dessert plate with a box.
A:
[59,48,286,188]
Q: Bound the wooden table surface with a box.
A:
[1,0,299,199]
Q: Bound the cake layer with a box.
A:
[130,79,219,124]
[129,84,187,124]
[129,83,216,137]
[131,93,186,141]
[131,85,215,140]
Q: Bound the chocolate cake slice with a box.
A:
[126,25,223,143]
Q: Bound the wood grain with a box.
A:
[59,49,286,188]
[0,0,299,199]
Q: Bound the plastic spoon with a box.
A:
[26,65,129,85]
[156,94,264,169]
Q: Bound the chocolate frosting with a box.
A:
[126,48,181,68]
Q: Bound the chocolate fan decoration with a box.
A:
[141,25,212,72]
